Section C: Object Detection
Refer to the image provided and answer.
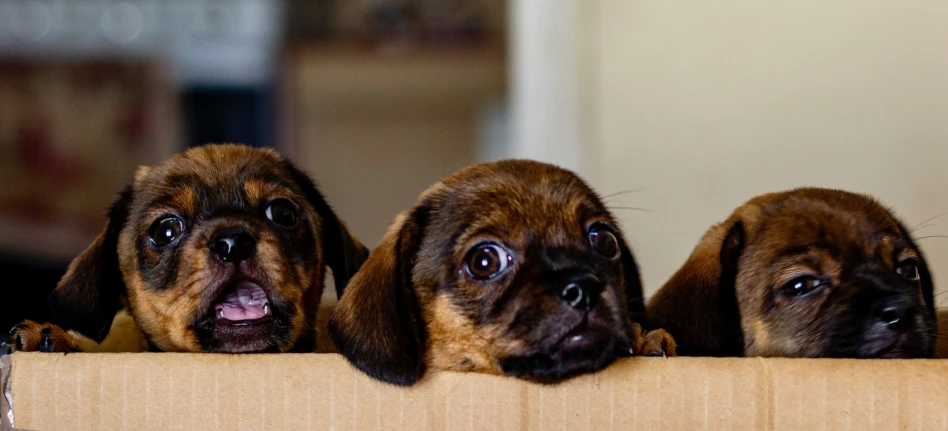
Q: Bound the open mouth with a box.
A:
[213,280,272,323]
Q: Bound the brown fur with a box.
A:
[329,159,672,386]
[8,321,77,352]
[937,309,948,358]
[648,187,937,358]
[11,144,368,354]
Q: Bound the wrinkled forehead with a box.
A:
[132,147,300,218]
[430,169,610,247]
[752,195,908,261]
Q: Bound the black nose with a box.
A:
[875,299,914,331]
[560,274,604,310]
[209,228,257,263]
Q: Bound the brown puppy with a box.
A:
[328,159,673,386]
[9,144,368,353]
[648,187,937,358]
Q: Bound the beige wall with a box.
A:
[586,1,948,296]
[286,45,506,246]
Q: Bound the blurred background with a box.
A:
[0,0,946,345]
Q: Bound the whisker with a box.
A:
[912,223,936,233]
[915,235,948,241]
[912,213,948,231]
[601,188,647,200]
[608,206,653,213]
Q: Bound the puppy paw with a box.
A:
[8,320,78,353]
[638,329,676,358]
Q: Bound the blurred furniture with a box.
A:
[284,42,506,245]
[0,0,284,148]
[288,0,505,46]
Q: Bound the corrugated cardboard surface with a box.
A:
[5,353,948,431]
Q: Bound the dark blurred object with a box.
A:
[417,0,489,46]
[364,0,421,45]
[287,0,502,48]
[287,0,338,38]
[0,255,66,345]
[184,87,274,148]
[362,0,490,46]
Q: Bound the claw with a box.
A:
[662,350,667,359]
[8,323,25,336]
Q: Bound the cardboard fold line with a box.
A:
[755,356,775,431]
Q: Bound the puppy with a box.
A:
[328,159,673,386]
[8,144,368,354]
[648,187,937,358]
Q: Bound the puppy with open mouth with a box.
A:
[648,187,937,359]
[328,159,673,386]
[9,144,368,354]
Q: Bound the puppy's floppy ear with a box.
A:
[48,186,132,343]
[615,230,646,318]
[283,161,370,298]
[328,206,428,386]
[647,218,746,356]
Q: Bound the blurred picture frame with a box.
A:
[0,60,179,261]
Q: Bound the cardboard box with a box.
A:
[3,352,948,431]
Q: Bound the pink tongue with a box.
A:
[214,281,269,321]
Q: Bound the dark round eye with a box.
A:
[896,260,920,281]
[589,226,620,260]
[149,216,185,248]
[465,243,512,280]
[781,275,826,298]
[265,199,298,227]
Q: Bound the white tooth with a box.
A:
[264,304,270,315]
[218,309,224,318]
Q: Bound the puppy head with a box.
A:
[649,187,936,358]
[329,160,645,386]
[48,144,368,353]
